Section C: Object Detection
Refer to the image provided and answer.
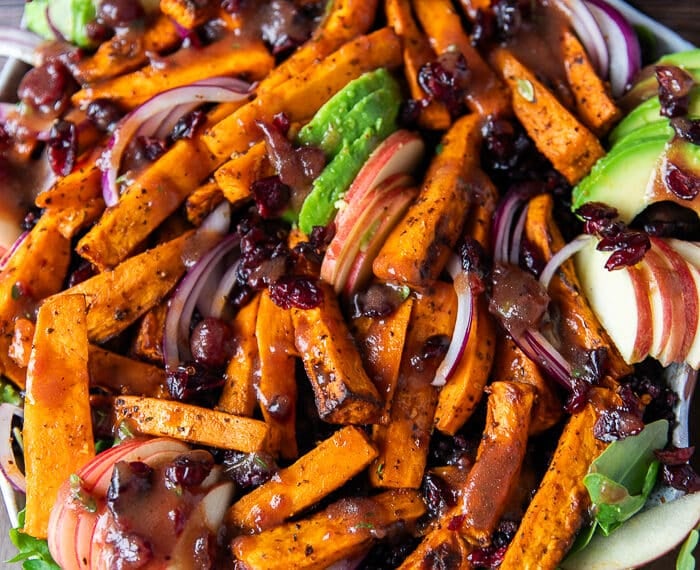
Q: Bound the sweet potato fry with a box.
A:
[227,426,378,532]
[256,291,298,459]
[0,212,71,388]
[23,294,95,538]
[217,293,261,417]
[72,35,274,109]
[185,180,224,227]
[412,0,510,117]
[231,489,426,570]
[160,0,219,29]
[71,13,181,84]
[8,317,33,369]
[492,336,563,434]
[53,198,106,239]
[373,113,481,285]
[499,389,613,569]
[35,156,101,210]
[454,381,535,547]
[370,282,456,489]
[492,48,605,184]
[113,395,269,452]
[88,345,168,398]
[525,193,632,380]
[561,30,621,136]
[385,0,451,130]
[292,282,382,425]
[351,297,414,422]
[213,141,270,204]
[131,301,168,364]
[398,528,474,570]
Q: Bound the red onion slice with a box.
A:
[197,201,231,241]
[0,26,43,66]
[521,328,573,386]
[509,204,529,265]
[492,188,530,265]
[539,234,594,290]
[0,231,28,271]
[100,79,252,206]
[584,0,641,97]
[555,0,609,77]
[209,260,241,319]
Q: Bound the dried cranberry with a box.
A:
[272,112,290,135]
[493,0,523,39]
[222,0,244,13]
[665,161,700,200]
[350,283,407,318]
[223,451,277,489]
[164,453,214,489]
[166,361,226,402]
[418,52,470,118]
[268,275,323,309]
[410,334,450,371]
[190,317,236,368]
[597,228,650,270]
[657,65,695,118]
[67,261,97,288]
[98,0,145,28]
[655,446,695,466]
[251,176,291,218]
[472,9,496,48]
[47,120,78,176]
[87,99,124,133]
[422,473,457,518]
[18,61,73,113]
[576,201,620,235]
[481,118,532,172]
[170,110,206,142]
[260,0,313,55]
[671,116,700,145]
[86,20,113,43]
[136,136,167,162]
[458,236,490,280]
[662,463,700,493]
[21,207,42,231]
[398,99,425,129]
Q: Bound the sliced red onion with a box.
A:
[509,204,529,265]
[539,234,594,290]
[45,4,67,42]
[209,260,241,319]
[0,404,25,495]
[163,234,240,370]
[555,0,609,77]
[198,201,231,240]
[0,231,28,272]
[521,328,573,386]
[492,188,529,265]
[0,27,43,66]
[100,80,252,206]
[584,0,641,97]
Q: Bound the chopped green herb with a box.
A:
[70,474,97,513]
[516,78,536,102]
[253,454,269,469]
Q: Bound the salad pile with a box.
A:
[0,0,697,568]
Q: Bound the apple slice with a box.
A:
[641,245,686,366]
[574,238,653,364]
[651,238,699,363]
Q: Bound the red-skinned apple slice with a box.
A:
[651,237,699,363]
[642,245,686,366]
[574,238,653,364]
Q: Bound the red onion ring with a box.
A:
[0,26,43,66]
[0,231,28,271]
[539,234,594,290]
[555,0,609,77]
[0,403,24,494]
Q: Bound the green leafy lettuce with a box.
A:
[7,510,60,570]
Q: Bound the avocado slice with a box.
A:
[657,49,700,68]
[24,0,98,48]
[297,68,396,154]
[610,87,700,145]
[609,121,673,155]
[622,67,700,112]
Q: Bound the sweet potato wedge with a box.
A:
[160,0,219,29]
[292,282,382,425]
[88,345,168,397]
[398,528,474,570]
[131,301,168,364]
[525,193,631,380]
[0,212,71,388]
[72,35,274,109]
[412,0,510,117]
[217,293,261,417]
[23,294,95,538]
[373,113,481,285]
[492,48,605,184]
[113,395,268,452]
[455,381,535,547]
[185,180,224,227]
[561,30,621,136]
[35,156,101,210]
[231,489,426,570]
[227,426,378,532]
[256,291,298,459]
[370,282,456,489]
[213,141,270,204]
[499,389,613,569]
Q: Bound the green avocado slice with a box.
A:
[24,0,98,48]
[608,121,673,155]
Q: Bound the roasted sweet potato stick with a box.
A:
[398,528,474,569]
[113,395,269,452]
[561,29,621,136]
[131,301,168,364]
[160,0,219,29]
[292,282,382,425]
[88,345,168,398]
[373,113,481,285]
[72,35,274,109]
[232,489,426,570]
[227,426,378,532]
[35,155,101,210]
[214,141,270,204]
[492,48,605,184]
[185,181,224,227]
[23,294,95,538]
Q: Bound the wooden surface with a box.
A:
[0,0,698,567]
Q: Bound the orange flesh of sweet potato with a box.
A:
[217,293,261,417]
[292,282,382,425]
[35,155,101,210]
[370,282,456,489]
[492,48,605,184]
[525,193,632,380]
[53,198,106,240]
[0,212,71,388]
[64,232,193,343]
[185,180,224,227]
[23,294,95,538]
[131,301,168,364]
[455,381,535,547]
[256,291,298,459]
[373,113,481,285]
[411,0,510,118]
[160,0,219,29]
[72,35,274,109]
[72,14,181,84]
[226,426,378,532]
[8,317,33,369]
[113,395,269,452]
[398,528,474,570]
[213,141,270,204]
[231,489,425,570]
[87,345,168,398]
[499,389,613,569]
[385,0,451,130]
[561,29,621,136]
[351,297,414,422]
